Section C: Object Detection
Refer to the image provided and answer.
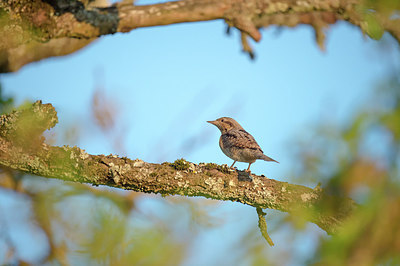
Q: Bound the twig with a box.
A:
[256,207,274,246]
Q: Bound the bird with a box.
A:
[207,117,278,172]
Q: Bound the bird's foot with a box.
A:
[228,164,237,170]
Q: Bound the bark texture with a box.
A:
[0,0,399,72]
[0,101,357,235]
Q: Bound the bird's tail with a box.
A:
[260,154,279,163]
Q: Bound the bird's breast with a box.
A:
[219,135,235,159]
[219,134,257,163]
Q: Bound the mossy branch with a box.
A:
[0,101,357,235]
[1,0,399,72]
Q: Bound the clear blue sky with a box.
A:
[1,13,399,265]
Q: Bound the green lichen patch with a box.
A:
[0,100,58,148]
[203,163,231,174]
[167,158,190,171]
[149,172,157,177]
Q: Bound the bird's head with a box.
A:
[207,117,243,133]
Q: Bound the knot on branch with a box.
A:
[0,100,58,147]
[42,0,119,36]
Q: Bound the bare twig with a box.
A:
[241,32,255,60]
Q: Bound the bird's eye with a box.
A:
[221,119,224,122]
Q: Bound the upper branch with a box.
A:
[1,0,399,71]
[0,101,357,235]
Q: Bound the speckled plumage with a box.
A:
[208,117,278,172]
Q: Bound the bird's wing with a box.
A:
[222,129,263,152]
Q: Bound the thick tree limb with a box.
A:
[0,101,357,235]
[3,38,96,73]
[1,0,399,72]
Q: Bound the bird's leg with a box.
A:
[230,161,237,168]
[246,163,252,173]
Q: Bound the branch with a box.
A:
[0,101,357,235]
[1,0,399,72]
[3,38,96,73]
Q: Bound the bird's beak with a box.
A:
[207,120,218,126]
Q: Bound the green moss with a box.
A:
[168,158,190,171]
[203,163,231,174]
[149,172,157,177]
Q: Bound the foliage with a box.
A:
[0,83,14,114]
[291,72,400,265]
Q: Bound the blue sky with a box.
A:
[1,15,399,264]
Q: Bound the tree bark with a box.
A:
[1,0,399,72]
[0,101,357,235]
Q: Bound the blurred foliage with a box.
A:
[91,88,118,133]
[361,0,400,40]
[90,84,128,155]
[0,83,14,114]
[364,0,400,15]
[0,176,194,265]
[290,71,400,265]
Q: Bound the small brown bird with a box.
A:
[208,117,278,172]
